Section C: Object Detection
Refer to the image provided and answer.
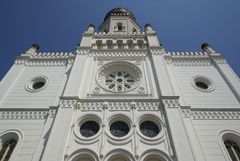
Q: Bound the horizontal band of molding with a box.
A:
[94,32,146,38]
[77,101,160,111]
[181,108,240,120]
[0,110,50,119]
[15,59,74,66]
[88,50,148,57]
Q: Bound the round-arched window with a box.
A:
[96,62,142,93]
[140,121,160,137]
[80,121,99,137]
[110,121,129,137]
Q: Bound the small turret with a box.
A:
[22,44,39,56]
[201,43,216,54]
[145,24,153,32]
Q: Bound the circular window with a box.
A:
[25,76,48,92]
[140,121,160,137]
[110,121,129,137]
[80,121,99,137]
[192,76,215,92]
[96,62,142,93]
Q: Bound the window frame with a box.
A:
[219,130,240,161]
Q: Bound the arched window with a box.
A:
[116,40,123,49]
[127,40,134,49]
[224,140,240,161]
[117,23,123,31]
[132,28,137,33]
[106,40,113,49]
[0,133,19,161]
[96,40,102,49]
[137,40,144,49]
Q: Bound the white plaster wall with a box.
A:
[193,119,240,161]
[1,66,67,108]
[172,65,239,107]
[0,119,46,161]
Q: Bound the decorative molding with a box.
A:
[76,49,91,55]
[181,108,240,120]
[77,102,160,111]
[0,111,48,119]
[89,50,147,57]
[172,59,211,66]
[48,107,57,118]
[162,98,180,108]
[94,32,145,38]
[15,52,75,66]
[164,52,226,65]
[150,48,165,55]
[60,100,78,108]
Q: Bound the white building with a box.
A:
[0,8,240,161]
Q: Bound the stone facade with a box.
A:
[0,8,240,161]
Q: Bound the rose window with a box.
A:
[97,62,141,93]
[105,71,136,92]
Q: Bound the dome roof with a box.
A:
[104,8,136,21]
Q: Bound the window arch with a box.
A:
[127,40,134,49]
[224,140,240,161]
[220,131,240,161]
[96,40,103,49]
[106,40,113,49]
[137,40,144,49]
[116,40,123,49]
[0,131,20,161]
[117,23,123,31]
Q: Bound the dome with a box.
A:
[104,8,136,21]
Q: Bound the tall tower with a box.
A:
[0,8,240,161]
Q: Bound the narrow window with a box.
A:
[224,140,240,161]
[117,23,123,31]
[127,40,134,49]
[0,139,17,161]
[106,40,113,49]
[96,40,103,49]
[116,40,123,49]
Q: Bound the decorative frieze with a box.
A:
[162,98,180,108]
[15,52,75,66]
[77,102,160,111]
[76,49,91,55]
[163,52,226,66]
[60,100,78,108]
[181,109,240,120]
[89,50,147,57]
[150,48,165,55]
[0,111,48,119]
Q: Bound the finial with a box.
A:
[201,43,216,54]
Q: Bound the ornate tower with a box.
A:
[0,8,240,161]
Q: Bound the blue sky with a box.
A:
[0,0,239,79]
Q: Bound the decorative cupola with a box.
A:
[99,8,141,34]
